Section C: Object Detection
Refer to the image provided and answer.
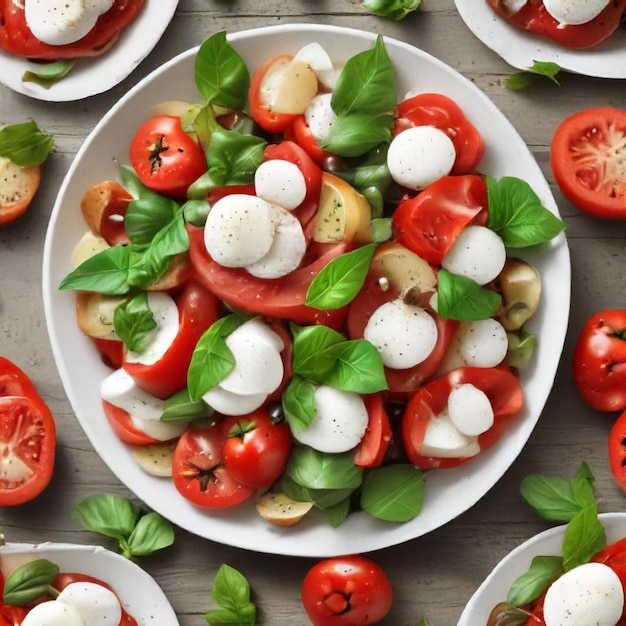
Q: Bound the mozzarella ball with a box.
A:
[57,582,122,626]
[363,299,438,369]
[447,383,495,436]
[420,414,480,459]
[543,0,610,25]
[387,126,456,190]
[442,319,509,372]
[21,600,85,626]
[441,225,506,286]
[202,386,268,416]
[255,159,307,210]
[304,93,337,145]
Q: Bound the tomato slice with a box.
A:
[101,400,164,447]
[284,116,333,166]
[0,395,56,506]
[0,357,43,400]
[0,606,26,626]
[551,107,626,219]
[172,423,255,508]
[353,393,392,468]
[609,409,626,493]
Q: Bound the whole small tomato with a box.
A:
[573,310,626,412]
[301,555,393,626]
[128,115,207,198]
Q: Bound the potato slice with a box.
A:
[312,172,372,244]
[261,57,319,114]
[256,491,314,527]
[132,442,175,477]
[75,292,125,340]
[71,230,110,268]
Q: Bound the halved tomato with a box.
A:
[551,107,626,219]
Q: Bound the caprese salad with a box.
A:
[0,557,137,626]
[59,31,565,527]
[486,0,626,49]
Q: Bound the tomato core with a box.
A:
[325,591,350,614]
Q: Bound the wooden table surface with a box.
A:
[1,1,626,624]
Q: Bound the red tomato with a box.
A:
[573,310,626,412]
[91,337,124,369]
[301,555,393,626]
[401,367,523,469]
[551,107,626,219]
[0,163,41,227]
[486,0,626,49]
[353,394,392,468]
[221,409,293,489]
[128,115,207,198]
[123,281,221,399]
[284,116,333,166]
[249,55,300,134]
[0,356,46,400]
[609,410,626,494]
[393,93,485,175]
[187,225,351,329]
[172,422,255,508]
[392,174,488,267]
[0,0,146,60]
[101,400,163,447]
[0,606,26,626]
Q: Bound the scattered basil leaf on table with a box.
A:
[360,0,421,20]
[0,121,54,167]
[205,564,257,626]
[506,61,562,91]
[3,559,60,606]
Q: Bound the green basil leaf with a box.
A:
[119,164,161,200]
[187,313,249,400]
[195,31,250,109]
[207,128,266,187]
[183,199,211,226]
[562,504,606,571]
[331,36,396,116]
[370,217,392,242]
[162,388,214,421]
[285,446,363,491]
[486,176,566,248]
[3,559,59,607]
[306,244,377,310]
[113,292,156,353]
[506,330,537,370]
[291,324,345,379]
[506,61,561,91]
[360,464,425,522]
[281,474,357,510]
[321,340,388,393]
[437,269,501,321]
[127,512,175,556]
[206,564,256,626]
[73,494,141,540]
[22,59,75,88]
[507,555,563,607]
[0,121,54,167]
[323,498,352,527]
[360,0,421,20]
[125,195,180,244]
[283,375,317,432]
[323,112,394,158]
[189,103,220,153]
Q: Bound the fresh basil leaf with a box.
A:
[3,559,59,606]
[370,217,392,242]
[119,164,162,200]
[561,504,606,571]
[183,199,211,226]
[292,324,345,379]
[113,292,156,353]
[205,564,256,626]
[331,36,396,116]
[323,112,394,157]
[162,389,214,421]
[127,512,175,557]
[189,103,220,153]
[283,375,317,432]
[282,474,357,510]
[187,313,249,400]
[195,31,250,110]
[360,464,425,522]
[207,128,267,187]
[321,340,388,393]
[125,195,180,244]
[360,0,421,20]
[73,494,141,540]
[506,61,561,91]
[22,59,75,88]
[507,555,563,607]
[437,269,501,321]
[285,446,363,491]
[0,121,54,167]
[486,176,566,248]
[324,497,352,527]
[506,330,537,370]
[306,244,377,310]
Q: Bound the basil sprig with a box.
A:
[0,121,54,167]
[113,292,156,353]
[206,128,267,187]
[3,559,60,606]
[205,564,256,626]
[73,494,175,560]
[360,0,421,20]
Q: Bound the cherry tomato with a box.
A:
[393,93,485,175]
[0,161,41,227]
[551,107,626,219]
[91,337,124,370]
[123,281,221,399]
[0,606,26,626]
[573,310,626,412]
[221,409,293,489]
[284,116,333,166]
[353,394,392,468]
[172,422,255,508]
[402,366,523,469]
[128,115,207,198]
[392,174,488,267]
[101,400,163,447]
[0,0,146,60]
[486,0,626,49]
[301,555,393,626]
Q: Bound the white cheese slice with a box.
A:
[447,383,495,436]
[420,412,480,459]
[21,600,85,626]
[202,386,268,416]
[543,0,610,25]
[255,159,307,211]
[57,582,122,626]
[305,93,337,145]
[293,42,337,89]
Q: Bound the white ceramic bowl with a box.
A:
[0,0,178,101]
[0,542,179,625]
[42,23,570,557]
[458,512,626,625]
[455,0,626,78]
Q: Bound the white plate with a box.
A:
[0,541,179,625]
[0,0,178,101]
[458,512,626,624]
[42,23,570,557]
[455,0,626,78]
